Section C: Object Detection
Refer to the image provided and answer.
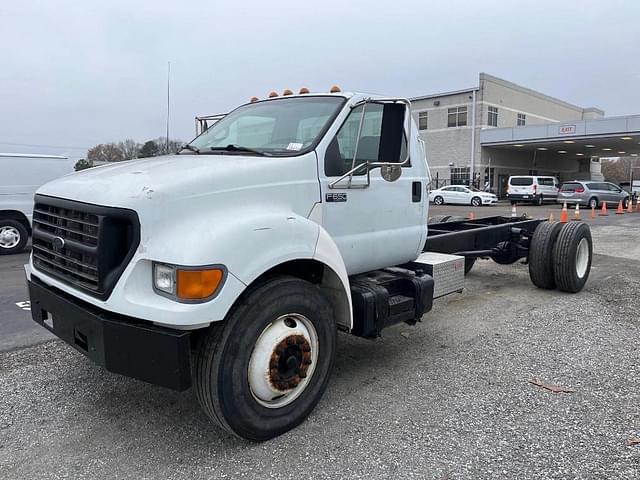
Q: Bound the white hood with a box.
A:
[37,153,318,210]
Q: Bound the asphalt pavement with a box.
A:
[1,206,639,479]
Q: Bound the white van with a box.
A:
[506,175,559,205]
[0,153,74,254]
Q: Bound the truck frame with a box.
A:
[25,89,593,441]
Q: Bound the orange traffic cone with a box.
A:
[560,202,569,223]
[590,206,596,219]
[599,202,608,216]
[627,199,634,213]
[616,200,625,215]
[573,203,581,221]
[468,212,475,220]
[548,211,555,222]
[511,204,517,218]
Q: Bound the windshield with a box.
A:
[187,96,345,156]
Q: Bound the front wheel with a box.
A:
[536,195,544,206]
[623,197,630,209]
[0,220,28,255]
[194,276,336,441]
[433,196,444,205]
[471,196,482,207]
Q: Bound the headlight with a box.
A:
[153,262,226,302]
[154,263,175,295]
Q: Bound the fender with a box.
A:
[313,225,353,331]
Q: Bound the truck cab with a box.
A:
[27,89,433,440]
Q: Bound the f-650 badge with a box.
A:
[325,193,347,203]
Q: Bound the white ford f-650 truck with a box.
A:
[26,88,593,441]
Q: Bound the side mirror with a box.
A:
[380,164,402,182]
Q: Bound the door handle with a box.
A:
[412,181,422,202]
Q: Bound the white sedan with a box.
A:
[428,185,498,206]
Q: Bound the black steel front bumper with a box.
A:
[28,276,192,391]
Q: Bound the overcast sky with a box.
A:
[1,0,639,159]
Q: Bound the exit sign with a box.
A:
[559,125,576,134]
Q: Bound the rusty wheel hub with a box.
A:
[268,334,313,390]
[248,313,319,408]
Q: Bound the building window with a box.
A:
[447,106,467,127]
[450,167,470,185]
[488,106,498,127]
[517,113,526,126]
[418,111,428,130]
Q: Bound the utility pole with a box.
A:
[470,89,477,187]
[166,61,171,151]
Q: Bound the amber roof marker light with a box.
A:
[282,89,293,96]
[250,96,259,103]
[299,87,310,94]
[268,91,279,98]
[330,85,342,93]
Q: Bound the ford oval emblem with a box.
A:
[53,236,65,250]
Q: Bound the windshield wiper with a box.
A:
[210,144,272,156]
[178,144,200,154]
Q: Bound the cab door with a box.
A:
[318,101,425,275]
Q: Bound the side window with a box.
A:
[538,178,554,186]
[324,104,382,177]
[324,103,408,177]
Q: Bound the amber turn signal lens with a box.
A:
[176,268,224,300]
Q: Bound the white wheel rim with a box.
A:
[575,237,590,279]
[0,226,20,249]
[248,313,319,409]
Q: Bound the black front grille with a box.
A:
[32,195,140,300]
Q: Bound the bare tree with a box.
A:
[87,143,125,163]
[601,157,640,184]
[118,139,140,160]
[154,137,183,156]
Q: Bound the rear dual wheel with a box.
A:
[194,276,336,442]
[528,221,592,293]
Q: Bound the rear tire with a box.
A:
[588,197,598,210]
[0,219,28,255]
[194,276,336,441]
[528,221,563,289]
[552,222,592,293]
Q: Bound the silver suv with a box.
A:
[557,181,630,209]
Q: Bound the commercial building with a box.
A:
[411,73,640,197]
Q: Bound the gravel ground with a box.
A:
[1,221,639,479]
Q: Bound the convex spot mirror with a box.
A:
[380,164,402,182]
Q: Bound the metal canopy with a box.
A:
[480,115,640,158]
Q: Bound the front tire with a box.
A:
[536,195,544,206]
[433,196,444,206]
[0,220,28,255]
[623,197,630,209]
[471,196,482,207]
[194,276,336,441]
